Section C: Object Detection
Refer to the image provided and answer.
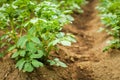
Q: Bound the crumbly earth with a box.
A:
[0,0,120,80]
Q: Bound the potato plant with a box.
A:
[97,0,120,51]
[49,0,87,13]
[0,0,86,72]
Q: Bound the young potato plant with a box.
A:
[60,0,87,13]
[0,0,77,72]
[47,0,87,13]
[0,0,37,57]
[97,0,120,51]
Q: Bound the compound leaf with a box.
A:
[32,59,43,68]
[23,62,34,72]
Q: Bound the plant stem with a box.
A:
[10,18,17,42]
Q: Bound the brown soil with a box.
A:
[0,0,120,80]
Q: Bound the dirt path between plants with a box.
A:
[65,0,120,80]
[0,0,120,80]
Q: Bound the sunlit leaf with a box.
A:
[31,37,41,44]
[23,62,34,72]
[16,58,26,70]
[32,59,43,67]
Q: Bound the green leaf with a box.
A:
[47,58,67,67]
[32,59,43,68]
[56,32,65,38]
[30,18,39,24]
[30,50,44,59]
[66,15,74,22]
[28,27,35,35]
[17,35,28,48]
[60,41,71,46]
[54,58,67,67]
[8,45,16,52]
[38,50,44,56]
[24,21,30,27]
[26,41,36,53]
[23,62,34,72]
[31,37,41,44]
[0,43,6,48]
[0,53,4,58]
[47,60,56,65]
[19,50,26,57]
[57,61,67,67]
[11,51,19,58]
[48,39,59,47]
[16,58,26,70]
[66,35,76,42]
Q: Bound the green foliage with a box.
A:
[97,0,120,51]
[46,0,87,13]
[61,0,87,13]
[0,0,86,72]
[0,53,4,58]
[47,58,67,67]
